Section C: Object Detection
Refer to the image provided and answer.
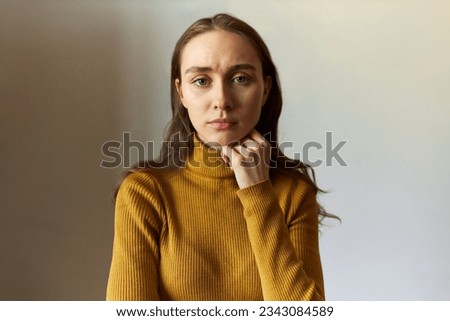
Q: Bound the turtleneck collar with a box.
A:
[186,134,235,179]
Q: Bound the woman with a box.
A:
[107,13,333,301]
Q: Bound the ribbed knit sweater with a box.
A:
[106,138,325,301]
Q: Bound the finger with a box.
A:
[247,129,267,145]
[221,145,232,162]
[241,138,259,149]
[233,144,253,157]
[224,144,248,165]
[242,138,268,155]
[233,145,260,168]
[221,153,230,165]
[221,146,235,170]
[246,130,271,168]
[245,133,269,154]
[223,144,247,161]
[241,132,264,150]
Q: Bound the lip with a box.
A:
[208,119,236,130]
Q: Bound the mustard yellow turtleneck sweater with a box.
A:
[106,139,325,301]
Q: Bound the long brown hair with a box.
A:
[116,13,338,222]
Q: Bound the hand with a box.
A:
[221,129,271,189]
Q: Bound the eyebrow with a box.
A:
[184,63,257,75]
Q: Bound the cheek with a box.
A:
[186,108,201,124]
[248,92,265,127]
[241,89,264,115]
[179,84,191,107]
[240,104,262,131]
[180,82,200,106]
[248,108,263,126]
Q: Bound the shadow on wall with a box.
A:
[0,2,123,299]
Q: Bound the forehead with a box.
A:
[180,30,262,71]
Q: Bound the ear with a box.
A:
[175,79,187,108]
[262,76,272,106]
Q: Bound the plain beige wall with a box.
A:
[0,1,124,299]
[1,0,449,300]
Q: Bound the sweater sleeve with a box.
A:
[106,173,164,301]
[236,179,325,301]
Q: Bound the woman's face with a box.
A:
[176,30,271,146]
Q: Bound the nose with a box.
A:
[212,81,233,110]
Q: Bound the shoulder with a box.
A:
[271,169,318,220]
[118,167,179,192]
[271,168,316,198]
[114,170,169,230]
[119,170,160,192]
[116,170,172,207]
[115,170,176,225]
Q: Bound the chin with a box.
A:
[211,138,235,147]
[201,133,241,147]
[224,133,250,145]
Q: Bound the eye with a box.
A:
[232,75,250,84]
[193,77,210,87]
